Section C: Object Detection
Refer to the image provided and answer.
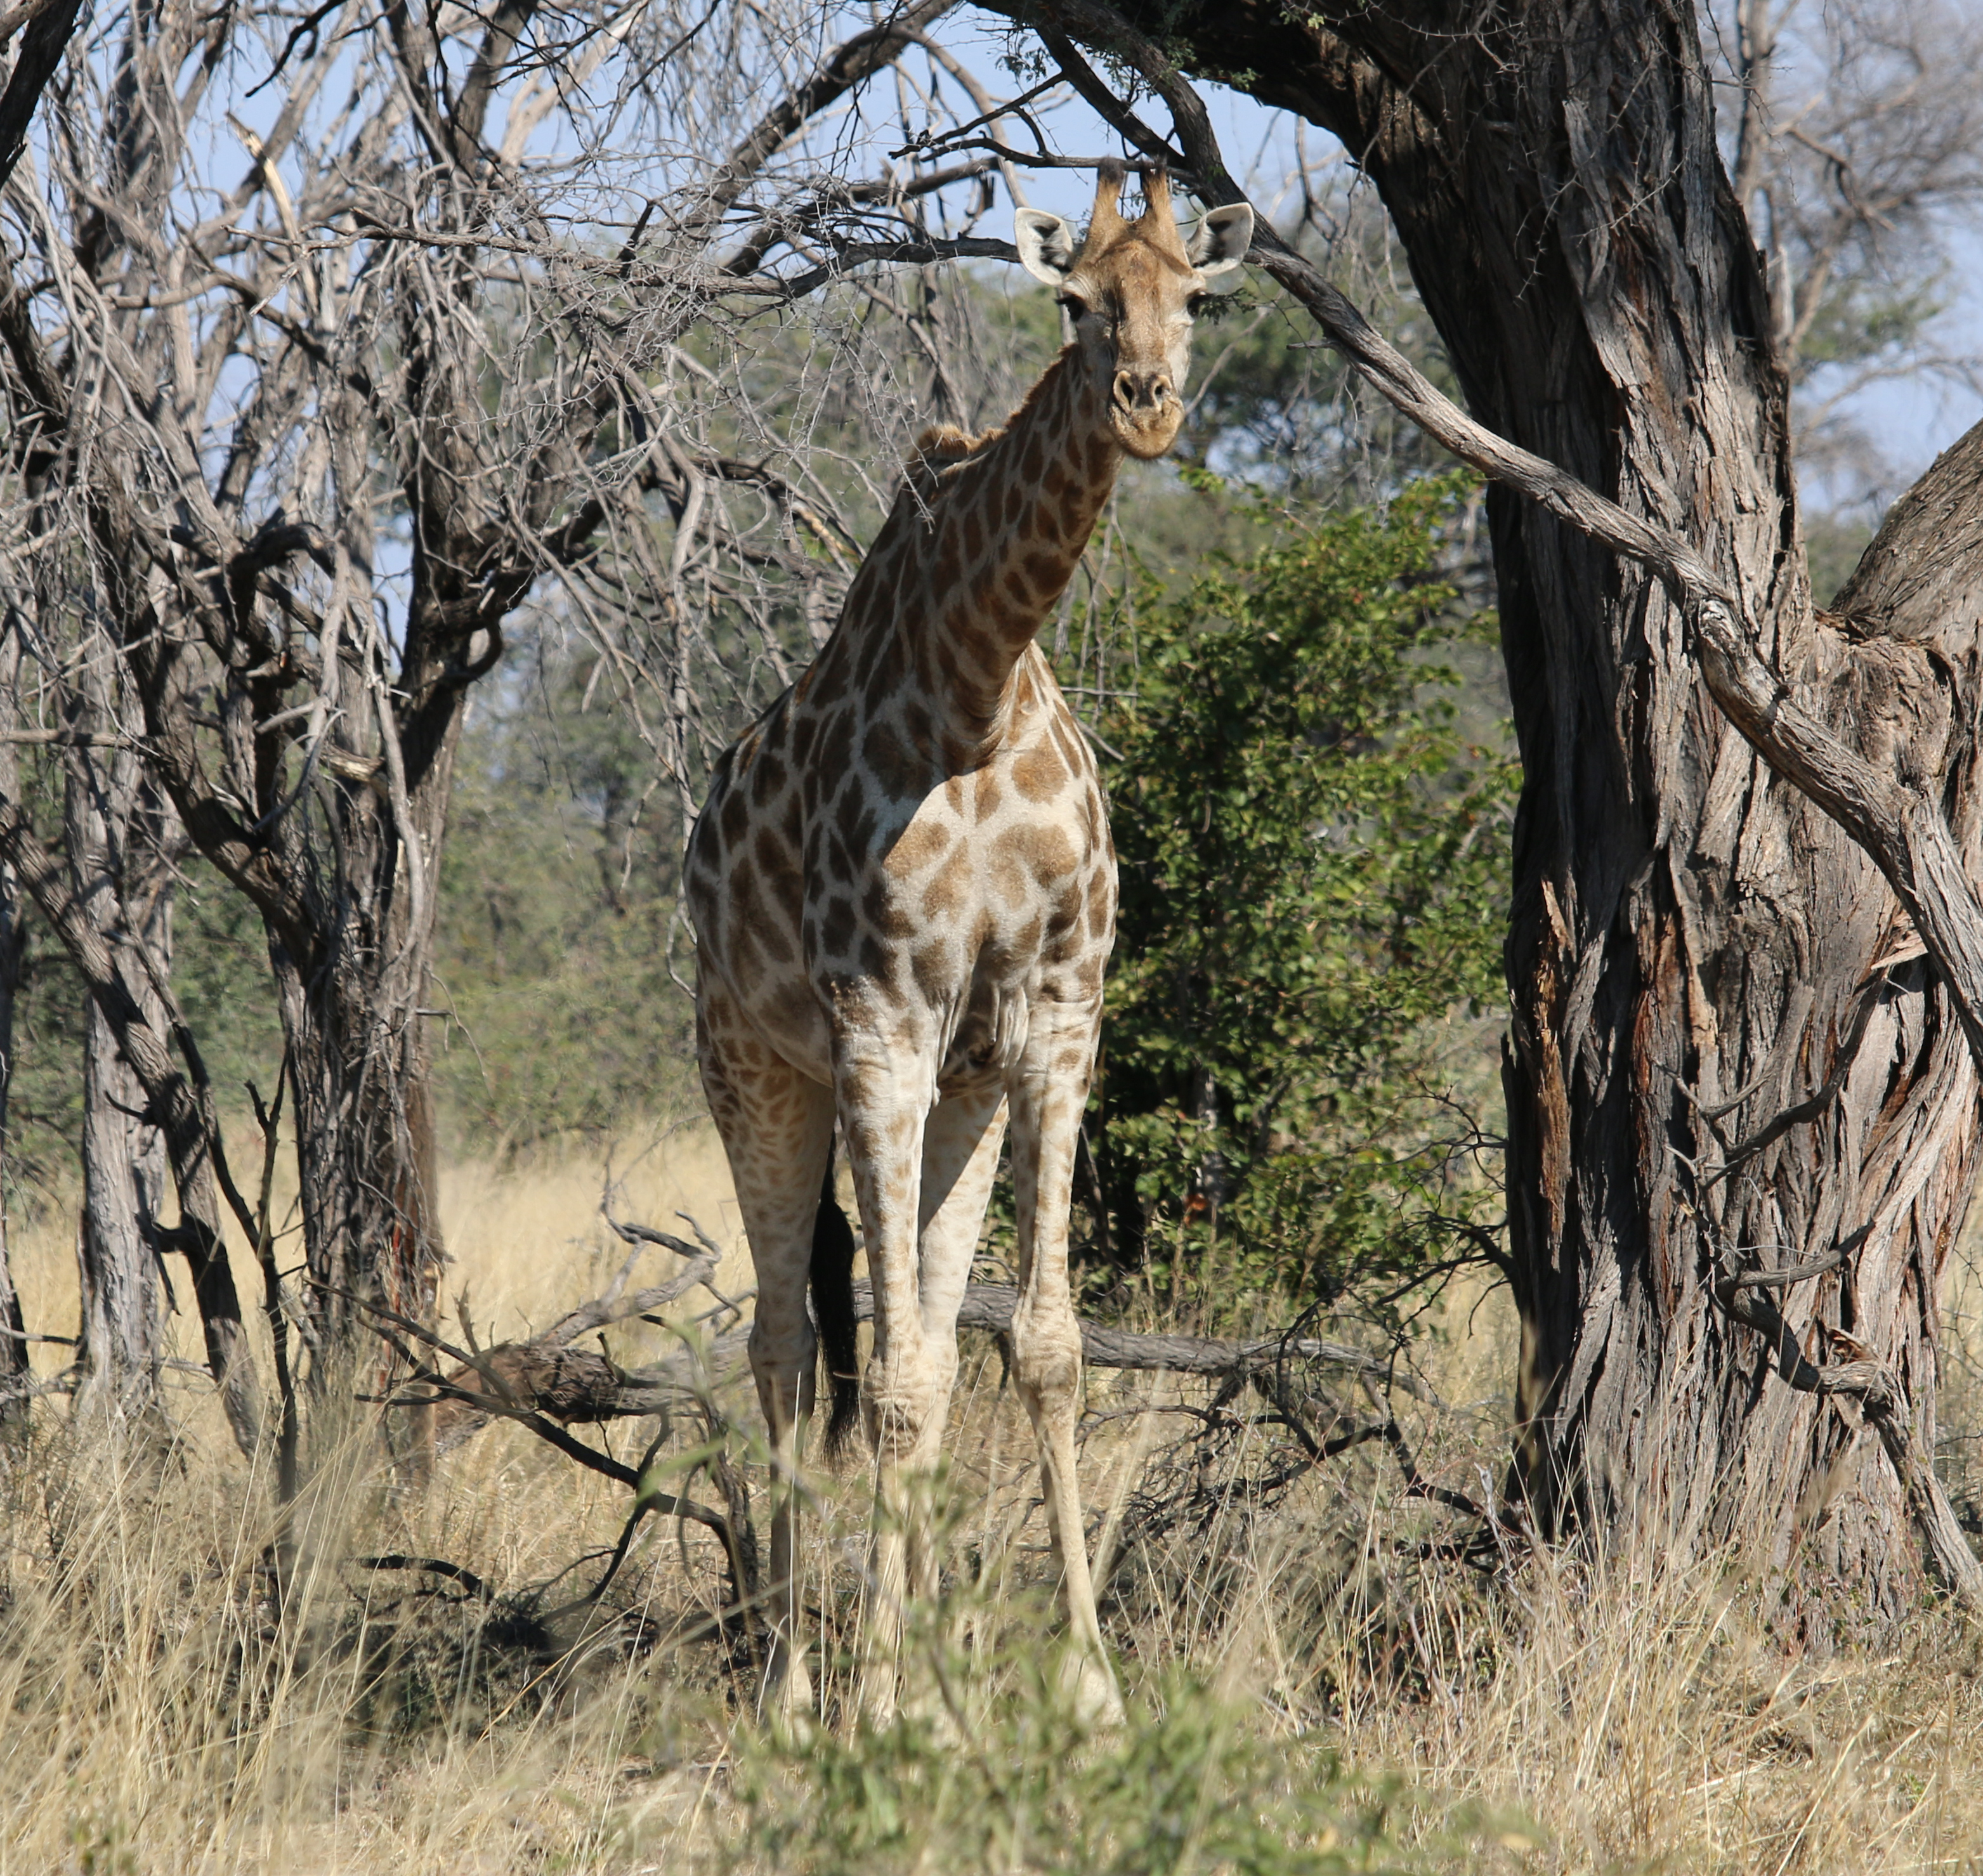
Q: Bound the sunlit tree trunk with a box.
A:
[65,667,170,1424]
[268,718,454,1381]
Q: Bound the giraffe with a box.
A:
[686,162,1253,1721]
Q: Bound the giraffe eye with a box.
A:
[1186,292,1210,317]
[1056,292,1088,318]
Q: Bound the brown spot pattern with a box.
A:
[1012,742,1069,803]
[884,816,953,878]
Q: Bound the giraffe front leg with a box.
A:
[698,982,835,1719]
[835,1031,938,1728]
[907,1079,1009,1606]
[1007,992,1122,1725]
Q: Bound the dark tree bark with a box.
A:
[1019,0,1983,1622]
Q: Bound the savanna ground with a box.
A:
[6,1119,1983,1875]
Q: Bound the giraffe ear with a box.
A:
[1187,204,1254,279]
[1015,209,1079,285]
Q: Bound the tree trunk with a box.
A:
[270,664,457,1457]
[258,297,469,1388]
[275,889,448,1399]
[1109,0,1983,1622]
[275,914,445,1348]
[0,631,32,1425]
[88,377,460,1391]
[0,797,263,1457]
[65,678,169,1423]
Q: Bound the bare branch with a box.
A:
[0,0,84,191]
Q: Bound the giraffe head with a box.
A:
[1014,160,1253,460]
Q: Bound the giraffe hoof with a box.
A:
[757,1649,818,1732]
[1062,1651,1124,1730]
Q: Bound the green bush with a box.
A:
[431,645,702,1152]
[1078,475,1514,1318]
[721,1666,1408,1876]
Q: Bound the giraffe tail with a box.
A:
[810,1147,863,1461]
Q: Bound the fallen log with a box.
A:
[935,1282,1441,1402]
[421,1272,1437,1450]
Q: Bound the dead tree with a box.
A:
[0,0,1042,1412]
[61,640,178,1424]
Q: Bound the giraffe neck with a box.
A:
[890,348,1122,727]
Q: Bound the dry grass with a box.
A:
[433,1122,757,1343]
[4,1135,1983,1872]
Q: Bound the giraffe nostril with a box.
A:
[1111,368,1172,412]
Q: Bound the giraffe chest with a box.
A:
[687,684,1116,1088]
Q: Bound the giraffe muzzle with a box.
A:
[1111,367,1175,414]
[1109,367,1182,457]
